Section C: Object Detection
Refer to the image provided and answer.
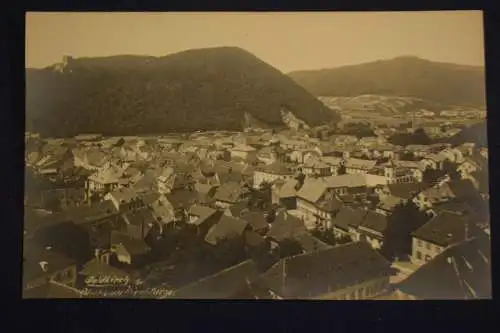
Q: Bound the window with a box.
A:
[426,242,431,250]
[416,251,422,260]
[417,239,422,247]
[425,255,432,262]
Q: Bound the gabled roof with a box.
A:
[294,232,332,253]
[214,181,247,204]
[204,215,249,246]
[359,210,388,234]
[412,212,480,247]
[278,178,299,198]
[241,211,269,231]
[168,260,261,299]
[224,201,249,218]
[302,158,330,169]
[323,174,367,189]
[377,195,404,212]
[387,182,431,200]
[122,207,157,227]
[266,211,308,242]
[107,187,139,204]
[257,161,293,175]
[397,234,491,299]
[421,183,455,203]
[188,204,219,225]
[331,207,368,231]
[164,189,198,209]
[110,231,151,255]
[321,156,343,166]
[231,144,257,152]
[89,165,124,184]
[345,158,377,170]
[316,197,343,213]
[261,242,391,298]
[296,178,327,203]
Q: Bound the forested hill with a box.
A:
[26,47,339,137]
[288,56,486,107]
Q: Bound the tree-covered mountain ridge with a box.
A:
[288,56,486,107]
[26,47,339,137]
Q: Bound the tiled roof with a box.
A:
[261,242,391,298]
[266,211,308,242]
[331,207,367,231]
[111,231,151,255]
[164,189,198,209]
[108,187,139,204]
[278,179,299,198]
[214,181,247,204]
[321,156,343,166]
[377,195,404,212]
[231,144,257,152]
[168,260,261,299]
[397,234,491,299]
[345,158,377,170]
[296,178,327,203]
[387,182,430,200]
[294,233,332,253]
[421,184,455,203]
[412,212,480,247]
[316,197,343,212]
[188,204,218,225]
[258,162,293,175]
[204,215,249,246]
[122,207,157,227]
[241,211,269,231]
[360,210,388,234]
[323,174,367,189]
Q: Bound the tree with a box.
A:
[380,201,431,261]
[388,128,434,146]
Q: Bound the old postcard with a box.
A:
[24,11,490,300]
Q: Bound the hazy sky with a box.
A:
[26,11,485,72]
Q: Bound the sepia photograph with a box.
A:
[24,11,490,300]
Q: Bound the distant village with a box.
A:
[23,124,490,300]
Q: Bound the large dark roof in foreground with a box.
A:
[397,234,491,299]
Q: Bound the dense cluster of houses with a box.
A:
[23,129,490,299]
